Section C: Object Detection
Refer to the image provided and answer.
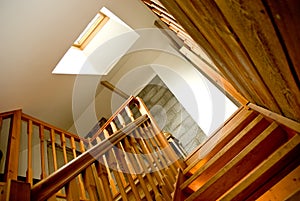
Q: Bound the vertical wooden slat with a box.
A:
[96,136,118,197]
[129,136,163,200]
[4,109,22,181]
[93,135,114,201]
[26,120,33,186]
[136,97,185,170]
[70,137,87,201]
[138,125,175,193]
[79,140,97,201]
[116,114,142,200]
[123,138,154,201]
[39,125,47,179]
[104,126,128,200]
[50,129,58,172]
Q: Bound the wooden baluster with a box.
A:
[104,127,128,201]
[143,121,178,177]
[94,137,114,201]
[79,140,98,201]
[138,124,175,194]
[39,125,47,179]
[134,127,173,199]
[129,136,165,201]
[125,106,174,193]
[109,121,127,186]
[123,137,154,201]
[116,114,142,200]
[136,97,184,170]
[50,129,58,172]
[61,133,68,164]
[136,126,174,197]
[125,106,135,122]
[26,120,33,186]
[70,137,87,201]
[96,136,118,196]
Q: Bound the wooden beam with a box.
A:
[101,81,130,99]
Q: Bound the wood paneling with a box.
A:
[158,0,300,122]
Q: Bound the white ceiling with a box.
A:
[0,0,159,130]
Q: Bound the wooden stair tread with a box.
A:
[185,122,287,201]
[181,114,268,190]
[184,108,257,175]
[217,134,300,201]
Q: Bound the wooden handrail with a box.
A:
[21,113,87,143]
[248,103,300,133]
[31,114,148,201]
[90,95,139,141]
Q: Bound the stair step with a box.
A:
[184,108,257,175]
[181,114,269,190]
[217,134,300,201]
[185,122,288,201]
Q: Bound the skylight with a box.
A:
[73,12,109,50]
[52,7,136,75]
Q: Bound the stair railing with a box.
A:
[30,96,183,200]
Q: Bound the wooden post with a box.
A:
[4,110,22,182]
[26,120,33,186]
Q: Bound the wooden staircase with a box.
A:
[171,106,300,201]
[0,97,299,200]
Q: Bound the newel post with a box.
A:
[4,109,22,181]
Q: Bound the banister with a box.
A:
[31,114,148,201]
[21,113,87,143]
[90,95,139,141]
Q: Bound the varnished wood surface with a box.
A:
[157,0,300,122]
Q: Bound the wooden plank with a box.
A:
[184,106,244,164]
[5,180,30,201]
[263,0,300,81]
[4,110,22,181]
[168,0,282,111]
[186,122,287,201]
[181,114,269,190]
[249,103,300,133]
[253,164,300,201]
[158,0,257,104]
[218,134,300,201]
[215,0,300,121]
[184,108,256,174]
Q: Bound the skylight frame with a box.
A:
[73,12,109,50]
